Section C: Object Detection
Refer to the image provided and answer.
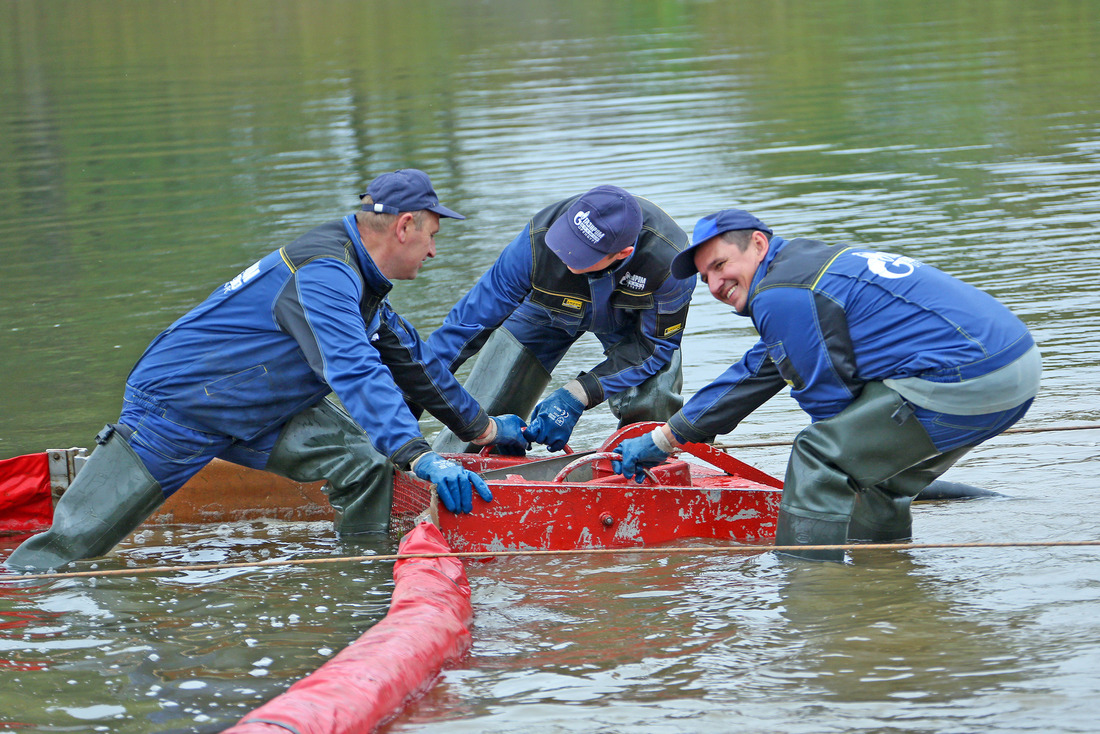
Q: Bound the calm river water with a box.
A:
[1,1,1099,732]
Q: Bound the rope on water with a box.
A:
[6,539,1100,582]
[5,422,1096,583]
[713,422,1100,450]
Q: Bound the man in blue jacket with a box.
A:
[8,169,528,571]
[613,209,1041,561]
[427,185,696,453]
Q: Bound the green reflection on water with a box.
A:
[2,0,1096,456]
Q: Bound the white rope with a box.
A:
[6,538,1099,582]
[712,422,1100,450]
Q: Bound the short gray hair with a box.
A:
[356,197,427,233]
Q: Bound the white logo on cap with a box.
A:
[852,251,920,279]
[573,210,605,244]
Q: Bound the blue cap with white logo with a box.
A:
[359,169,465,220]
[670,208,772,279]
[545,185,643,270]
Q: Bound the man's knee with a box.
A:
[608,352,684,426]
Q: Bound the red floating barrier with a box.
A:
[0,453,53,536]
[225,522,472,734]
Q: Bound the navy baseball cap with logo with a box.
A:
[359,168,465,220]
[670,208,773,279]
[545,185,643,270]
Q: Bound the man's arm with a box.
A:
[372,301,491,442]
[667,340,787,444]
[274,258,435,469]
[425,224,535,372]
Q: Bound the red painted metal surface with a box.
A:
[436,474,781,552]
[393,423,785,552]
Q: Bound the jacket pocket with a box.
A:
[765,340,805,391]
[655,302,689,340]
[203,364,270,396]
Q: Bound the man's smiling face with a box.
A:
[693,231,769,314]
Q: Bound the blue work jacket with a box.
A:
[126,215,488,469]
[670,236,1038,443]
[426,195,696,405]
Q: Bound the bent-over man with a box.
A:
[613,208,1041,561]
[427,185,696,453]
[8,169,527,571]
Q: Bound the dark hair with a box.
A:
[719,229,760,251]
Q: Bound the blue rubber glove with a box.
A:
[490,414,530,456]
[412,451,493,513]
[523,387,585,452]
[612,432,671,484]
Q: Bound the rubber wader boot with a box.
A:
[774,509,849,562]
[432,328,552,454]
[608,350,685,428]
[6,424,164,571]
[265,398,393,536]
[848,442,973,542]
[778,382,958,561]
[847,487,913,543]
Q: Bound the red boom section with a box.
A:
[0,453,52,536]
[225,522,472,734]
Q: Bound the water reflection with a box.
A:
[0,524,395,731]
[775,553,1031,707]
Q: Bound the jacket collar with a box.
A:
[343,214,393,296]
[744,235,786,316]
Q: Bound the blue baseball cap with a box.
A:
[359,169,465,220]
[670,208,773,279]
[545,185,643,270]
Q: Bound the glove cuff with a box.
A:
[410,450,434,474]
[573,373,603,407]
[562,380,589,411]
[471,418,498,446]
[651,426,677,454]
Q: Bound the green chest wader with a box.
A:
[433,329,685,453]
[776,382,972,562]
[265,397,393,536]
[606,349,684,428]
[432,329,552,454]
[6,424,165,571]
